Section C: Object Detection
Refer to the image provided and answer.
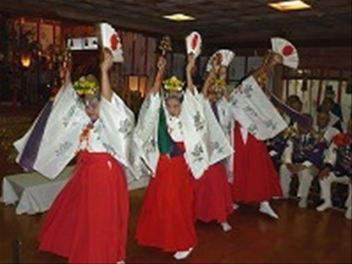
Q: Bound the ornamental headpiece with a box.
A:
[162,76,185,100]
[209,78,227,94]
[73,75,100,99]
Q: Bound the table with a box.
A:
[1,166,74,215]
[1,166,149,215]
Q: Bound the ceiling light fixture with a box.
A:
[268,0,311,11]
[163,13,195,22]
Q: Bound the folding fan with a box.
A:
[99,22,123,63]
[271,37,299,69]
[185,31,202,58]
[206,49,235,72]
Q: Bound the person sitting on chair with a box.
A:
[318,86,344,132]
[316,119,352,220]
[280,114,326,208]
[315,109,340,144]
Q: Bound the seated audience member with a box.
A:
[280,114,326,208]
[267,126,296,170]
[315,109,340,144]
[286,96,303,126]
[318,86,343,131]
[286,95,300,106]
[316,119,352,220]
[267,132,288,170]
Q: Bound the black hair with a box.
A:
[287,95,301,102]
[317,108,330,115]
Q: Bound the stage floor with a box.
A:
[0,188,351,263]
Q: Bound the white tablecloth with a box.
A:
[1,166,149,215]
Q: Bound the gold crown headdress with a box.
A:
[163,76,184,92]
[209,78,227,94]
[162,76,185,100]
[73,75,100,98]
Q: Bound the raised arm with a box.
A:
[57,58,73,91]
[100,49,114,102]
[252,51,282,84]
[202,70,216,97]
[186,54,196,94]
[202,57,218,97]
[151,56,167,95]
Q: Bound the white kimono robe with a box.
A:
[197,95,234,166]
[229,75,287,141]
[133,90,212,179]
[14,83,139,180]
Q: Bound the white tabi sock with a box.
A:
[316,200,332,212]
[173,248,193,260]
[259,201,279,219]
[220,222,232,232]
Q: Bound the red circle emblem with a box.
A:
[110,34,119,51]
[282,45,294,56]
[192,34,199,50]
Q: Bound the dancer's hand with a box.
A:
[151,56,167,94]
[265,51,283,69]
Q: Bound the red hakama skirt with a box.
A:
[39,151,129,264]
[193,162,233,223]
[136,152,197,252]
[232,124,282,203]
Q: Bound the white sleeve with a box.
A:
[181,89,210,178]
[282,140,293,164]
[15,83,87,179]
[229,76,287,140]
[99,92,136,171]
[132,92,161,176]
[202,96,233,165]
[13,83,77,154]
[218,98,233,133]
[134,92,161,146]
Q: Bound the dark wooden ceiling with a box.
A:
[1,0,351,48]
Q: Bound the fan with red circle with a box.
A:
[206,49,235,72]
[99,22,123,63]
[185,31,202,58]
[271,37,299,69]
